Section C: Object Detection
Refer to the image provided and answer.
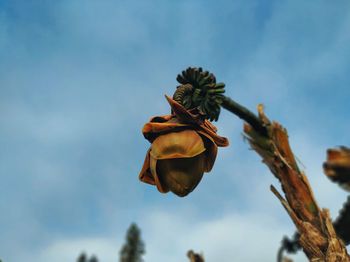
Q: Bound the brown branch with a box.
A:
[187,250,205,262]
[242,105,350,261]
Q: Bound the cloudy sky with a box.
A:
[1,1,350,261]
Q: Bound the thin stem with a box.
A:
[277,246,284,262]
[221,95,268,136]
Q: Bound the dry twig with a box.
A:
[243,105,349,261]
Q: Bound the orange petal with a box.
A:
[139,149,156,186]
[150,130,206,160]
[149,155,168,193]
[203,119,217,132]
[156,153,206,197]
[143,121,188,138]
[199,120,229,147]
[165,95,229,147]
[142,116,190,143]
[148,115,173,123]
[165,95,203,124]
[198,131,218,172]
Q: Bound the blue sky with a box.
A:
[0,1,350,261]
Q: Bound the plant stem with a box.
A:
[221,96,268,136]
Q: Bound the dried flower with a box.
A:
[139,95,228,197]
[323,146,350,191]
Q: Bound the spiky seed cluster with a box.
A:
[174,67,225,121]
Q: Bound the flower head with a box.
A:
[139,95,228,197]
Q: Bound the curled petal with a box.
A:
[140,130,208,195]
[139,149,156,186]
[150,130,206,160]
[149,154,168,193]
[142,115,189,143]
[149,130,205,193]
[197,131,218,172]
[165,95,229,147]
[156,153,206,197]
[200,120,229,147]
[165,95,203,125]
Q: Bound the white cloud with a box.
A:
[21,210,306,262]
[142,210,307,262]
[34,237,121,262]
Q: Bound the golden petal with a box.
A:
[138,149,156,186]
[142,121,188,137]
[199,120,229,147]
[164,96,229,147]
[142,116,189,143]
[150,154,169,193]
[150,130,206,160]
[197,131,218,172]
[165,95,203,124]
[156,152,206,197]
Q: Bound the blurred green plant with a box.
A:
[120,223,145,262]
[77,252,98,262]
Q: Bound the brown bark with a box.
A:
[243,105,349,261]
